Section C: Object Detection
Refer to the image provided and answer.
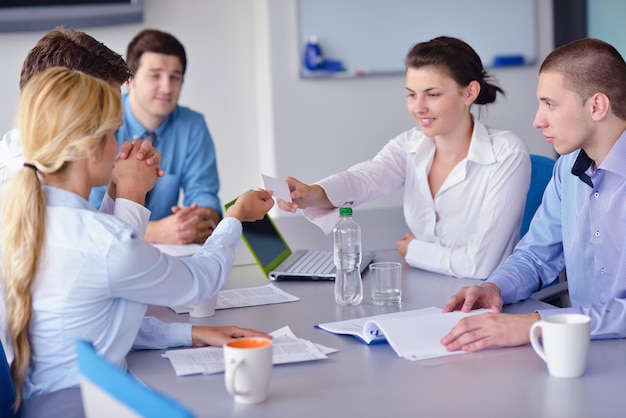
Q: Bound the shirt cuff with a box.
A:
[487,274,519,304]
[112,198,151,238]
[133,317,193,349]
[206,217,243,248]
[302,207,339,235]
[99,192,115,215]
[168,322,193,347]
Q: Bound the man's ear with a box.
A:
[588,92,611,121]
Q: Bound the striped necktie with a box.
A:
[142,131,156,144]
[141,131,157,207]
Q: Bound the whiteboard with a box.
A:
[297,0,537,77]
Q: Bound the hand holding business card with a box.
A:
[262,174,292,203]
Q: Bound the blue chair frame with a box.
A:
[75,340,194,418]
[1,340,20,417]
[521,154,556,238]
[522,155,571,306]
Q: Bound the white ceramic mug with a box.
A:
[189,293,219,318]
[529,313,591,378]
[224,337,273,404]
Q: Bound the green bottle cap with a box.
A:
[339,207,352,217]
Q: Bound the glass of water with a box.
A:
[369,262,402,305]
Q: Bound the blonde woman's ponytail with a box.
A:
[1,165,45,410]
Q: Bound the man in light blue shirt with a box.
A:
[441,38,626,352]
[89,29,221,245]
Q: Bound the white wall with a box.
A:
[589,0,626,57]
[262,0,556,212]
[0,0,261,206]
[0,0,555,215]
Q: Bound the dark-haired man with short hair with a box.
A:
[89,29,222,245]
[442,38,626,352]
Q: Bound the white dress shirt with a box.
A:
[303,121,530,279]
[0,128,23,195]
[1,186,241,398]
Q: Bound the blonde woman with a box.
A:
[0,67,273,408]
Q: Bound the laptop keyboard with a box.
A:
[288,250,335,274]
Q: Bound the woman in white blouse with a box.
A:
[0,67,274,408]
[279,36,530,280]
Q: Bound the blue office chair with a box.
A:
[522,155,571,306]
[75,340,194,418]
[521,154,555,238]
[1,340,20,417]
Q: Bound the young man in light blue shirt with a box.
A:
[441,38,626,352]
[89,29,222,245]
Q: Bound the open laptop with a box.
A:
[227,200,374,281]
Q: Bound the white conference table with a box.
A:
[129,258,626,418]
[23,207,626,417]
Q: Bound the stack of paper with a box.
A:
[163,326,337,376]
[170,283,300,314]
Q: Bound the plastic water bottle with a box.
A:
[303,35,323,71]
[333,207,363,306]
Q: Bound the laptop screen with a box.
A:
[241,215,292,274]
[225,198,292,276]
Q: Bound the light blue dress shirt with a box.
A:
[89,92,221,219]
[10,186,240,398]
[489,131,626,339]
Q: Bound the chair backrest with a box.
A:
[0,340,20,417]
[75,340,194,418]
[521,154,556,238]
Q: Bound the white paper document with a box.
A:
[162,326,337,376]
[152,243,201,257]
[170,283,300,314]
[316,307,441,345]
[317,307,491,361]
[261,174,292,202]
